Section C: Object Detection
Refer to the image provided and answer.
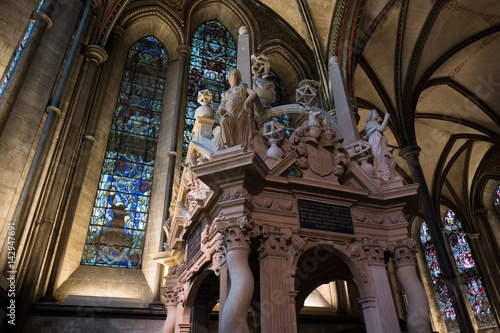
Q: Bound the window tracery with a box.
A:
[420,210,496,330]
[81,36,168,268]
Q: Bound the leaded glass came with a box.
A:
[443,210,496,330]
[81,37,168,268]
[183,20,236,160]
[420,221,457,329]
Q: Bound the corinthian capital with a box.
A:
[216,215,257,250]
[387,238,417,267]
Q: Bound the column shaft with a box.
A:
[0,0,97,275]
[399,146,474,332]
[221,248,253,333]
[259,255,293,333]
[151,45,192,308]
[0,0,55,133]
[41,27,122,301]
[367,263,400,332]
[19,45,107,310]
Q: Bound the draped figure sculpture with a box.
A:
[216,69,258,149]
[365,109,396,181]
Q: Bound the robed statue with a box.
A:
[216,69,258,149]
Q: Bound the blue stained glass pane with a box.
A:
[183,21,236,161]
[82,37,167,269]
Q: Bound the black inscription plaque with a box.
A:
[186,223,203,263]
[297,199,354,234]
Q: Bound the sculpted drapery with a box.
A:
[216,69,258,149]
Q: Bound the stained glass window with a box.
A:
[420,211,497,330]
[183,20,236,160]
[420,222,457,329]
[267,71,291,136]
[0,0,43,97]
[495,185,500,217]
[81,37,168,268]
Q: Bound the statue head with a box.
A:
[367,109,378,121]
[228,69,242,87]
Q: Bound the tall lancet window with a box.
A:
[183,20,236,160]
[420,210,496,331]
[81,37,168,268]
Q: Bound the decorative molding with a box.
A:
[259,225,292,258]
[220,187,251,203]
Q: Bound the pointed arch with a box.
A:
[81,36,168,268]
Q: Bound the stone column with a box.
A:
[0,0,99,275]
[363,239,400,333]
[40,26,123,302]
[152,44,192,308]
[399,145,474,332]
[0,0,55,133]
[218,264,229,332]
[358,296,382,332]
[390,239,431,333]
[18,44,107,310]
[217,216,254,333]
[258,225,294,333]
[161,280,178,333]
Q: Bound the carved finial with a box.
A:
[239,26,249,35]
[296,84,316,107]
[195,89,214,119]
[251,53,270,78]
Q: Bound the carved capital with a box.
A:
[174,285,185,306]
[387,238,417,267]
[161,285,177,306]
[362,237,387,264]
[399,145,421,161]
[86,45,108,64]
[177,45,192,58]
[216,215,256,251]
[259,225,292,258]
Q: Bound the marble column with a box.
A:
[391,239,431,333]
[363,240,400,333]
[0,0,99,275]
[258,226,294,333]
[217,216,254,333]
[399,145,474,332]
[161,281,178,333]
[358,296,382,333]
[218,264,229,332]
[0,0,55,133]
